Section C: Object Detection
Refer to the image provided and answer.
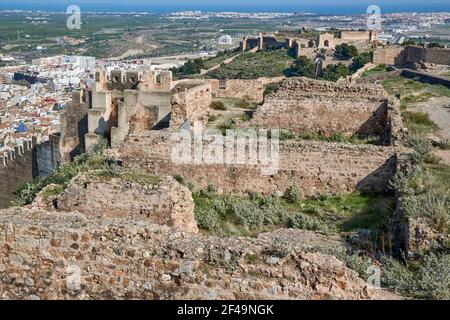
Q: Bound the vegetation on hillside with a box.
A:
[206,49,295,79]
[170,58,205,78]
[190,186,394,238]
[13,138,110,206]
[334,43,359,60]
[384,135,450,299]
[382,76,450,135]
[202,49,239,69]
[285,49,373,82]
[361,64,388,77]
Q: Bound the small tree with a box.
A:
[334,43,358,60]
[286,55,315,78]
[349,51,373,73]
[323,63,350,81]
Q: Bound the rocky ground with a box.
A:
[0,207,401,300]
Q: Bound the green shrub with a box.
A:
[322,62,350,82]
[101,162,121,177]
[285,55,315,78]
[264,82,280,97]
[404,189,450,233]
[389,165,424,195]
[279,130,297,141]
[349,51,373,73]
[436,139,450,150]
[173,175,185,185]
[382,253,450,299]
[283,187,301,204]
[207,49,294,79]
[13,139,109,206]
[207,184,218,194]
[193,193,287,234]
[286,212,336,233]
[218,118,237,134]
[246,254,260,264]
[195,207,221,231]
[408,137,433,165]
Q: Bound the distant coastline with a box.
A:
[0,3,449,15]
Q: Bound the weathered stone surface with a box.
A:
[244,77,398,139]
[408,218,450,258]
[0,135,61,209]
[170,81,213,129]
[55,173,198,233]
[209,77,284,104]
[116,130,399,196]
[0,208,400,300]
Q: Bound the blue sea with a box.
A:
[0,1,449,14]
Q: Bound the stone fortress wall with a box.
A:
[245,77,405,145]
[0,207,398,300]
[373,45,450,66]
[55,173,198,233]
[88,69,174,149]
[117,130,399,196]
[0,135,61,208]
[209,77,285,104]
[240,30,379,56]
[170,81,213,129]
[63,69,406,198]
[60,89,90,162]
[61,70,283,156]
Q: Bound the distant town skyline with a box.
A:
[0,0,449,14]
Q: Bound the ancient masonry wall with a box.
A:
[117,131,398,196]
[373,47,405,65]
[245,77,395,139]
[169,82,213,129]
[83,70,174,149]
[405,46,450,65]
[340,31,378,42]
[0,207,396,300]
[0,136,62,208]
[373,46,450,66]
[209,77,284,104]
[36,134,61,177]
[400,69,450,88]
[60,89,90,162]
[56,174,198,233]
[0,140,35,208]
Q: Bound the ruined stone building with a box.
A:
[61,69,282,159]
[60,68,407,200]
[0,67,414,300]
[239,30,380,57]
[373,45,450,67]
[115,78,405,197]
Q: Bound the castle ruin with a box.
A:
[239,30,380,57]
[61,69,407,199]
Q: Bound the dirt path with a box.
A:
[410,96,450,139]
[410,96,450,165]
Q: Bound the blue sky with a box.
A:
[0,0,449,13]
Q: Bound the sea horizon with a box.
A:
[0,2,449,15]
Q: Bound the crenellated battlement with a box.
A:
[0,135,60,208]
[0,137,36,167]
[95,69,173,92]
